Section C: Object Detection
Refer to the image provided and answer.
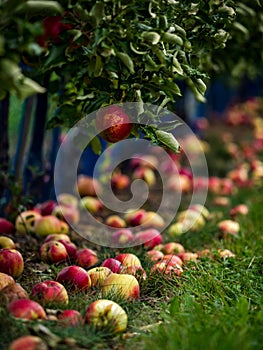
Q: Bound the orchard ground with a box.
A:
[1,100,263,350]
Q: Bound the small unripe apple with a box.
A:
[87,267,112,287]
[0,236,15,249]
[15,211,42,234]
[115,253,141,267]
[8,298,46,320]
[102,273,140,300]
[8,335,48,350]
[85,299,128,333]
[95,105,132,143]
[75,248,98,269]
[40,241,68,264]
[58,309,84,327]
[31,280,69,307]
[57,265,91,293]
[101,258,122,273]
[105,215,126,228]
[0,249,24,278]
[0,218,15,234]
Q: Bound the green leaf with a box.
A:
[155,129,180,153]
[116,52,135,74]
[90,136,102,155]
[88,2,105,27]
[15,77,46,99]
[14,1,63,15]
[141,31,161,45]
[162,32,184,46]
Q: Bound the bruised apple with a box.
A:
[85,299,128,333]
[95,105,132,143]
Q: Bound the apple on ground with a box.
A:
[111,229,134,246]
[57,239,77,259]
[146,250,164,262]
[151,261,183,276]
[168,222,184,237]
[120,265,147,281]
[57,193,79,208]
[162,254,183,266]
[0,282,28,305]
[44,233,71,243]
[162,242,185,255]
[133,229,162,250]
[115,253,142,267]
[8,298,46,320]
[140,211,165,228]
[52,204,80,225]
[213,196,230,207]
[0,218,15,234]
[0,236,15,249]
[40,241,68,264]
[85,299,128,333]
[58,309,84,327]
[102,273,140,300]
[229,204,249,217]
[196,249,212,259]
[34,215,62,237]
[35,200,57,216]
[101,258,122,273]
[15,210,42,234]
[0,272,15,292]
[31,280,69,307]
[105,215,126,228]
[111,172,130,190]
[218,249,236,259]
[77,175,101,197]
[87,267,112,288]
[95,105,133,143]
[0,248,24,278]
[217,220,240,236]
[132,167,156,186]
[189,204,210,219]
[8,336,48,350]
[80,196,103,214]
[75,248,99,269]
[177,252,198,263]
[124,209,147,226]
[130,154,158,169]
[57,265,91,293]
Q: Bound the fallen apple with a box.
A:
[40,241,68,264]
[31,280,69,307]
[101,258,122,273]
[15,211,42,234]
[0,248,24,278]
[8,298,46,320]
[0,217,15,234]
[34,215,62,237]
[85,299,128,333]
[0,236,15,249]
[115,253,142,267]
[58,309,84,327]
[75,248,99,269]
[102,273,140,300]
[105,215,126,228]
[57,265,91,293]
[133,229,162,249]
[77,175,101,197]
[8,335,48,350]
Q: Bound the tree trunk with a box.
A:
[0,94,10,202]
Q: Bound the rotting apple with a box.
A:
[102,273,140,300]
[0,282,28,305]
[0,272,15,292]
[57,265,91,293]
[95,105,132,143]
[8,298,46,320]
[85,299,128,333]
[31,280,69,307]
[15,210,42,235]
[0,248,24,278]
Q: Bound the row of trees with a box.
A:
[0,0,263,207]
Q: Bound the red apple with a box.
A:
[111,229,134,246]
[15,211,42,234]
[102,273,140,300]
[87,267,112,287]
[8,298,46,320]
[0,218,15,234]
[217,220,240,236]
[132,167,156,186]
[34,215,62,237]
[36,200,57,216]
[31,280,69,307]
[58,309,84,327]
[0,236,15,249]
[140,211,165,228]
[111,172,130,190]
[101,258,122,273]
[151,261,182,276]
[85,299,128,333]
[124,209,147,226]
[146,250,164,262]
[57,240,77,259]
[52,205,80,224]
[162,242,185,255]
[8,336,48,350]
[95,105,132,143]
[77,175,101,197]
[133,229,162,250]
[105,215,126,228]
[57,265,91,292]
[0,249,24,278]
[40,241,68,264]
[44,233,71,243]
[120,265,147,281]
[177,252,198,263]
[75,248,98,269]
[115,253,141,267]
[229,204,249,217]
[162,254,183,266]
[80,196,103,214]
